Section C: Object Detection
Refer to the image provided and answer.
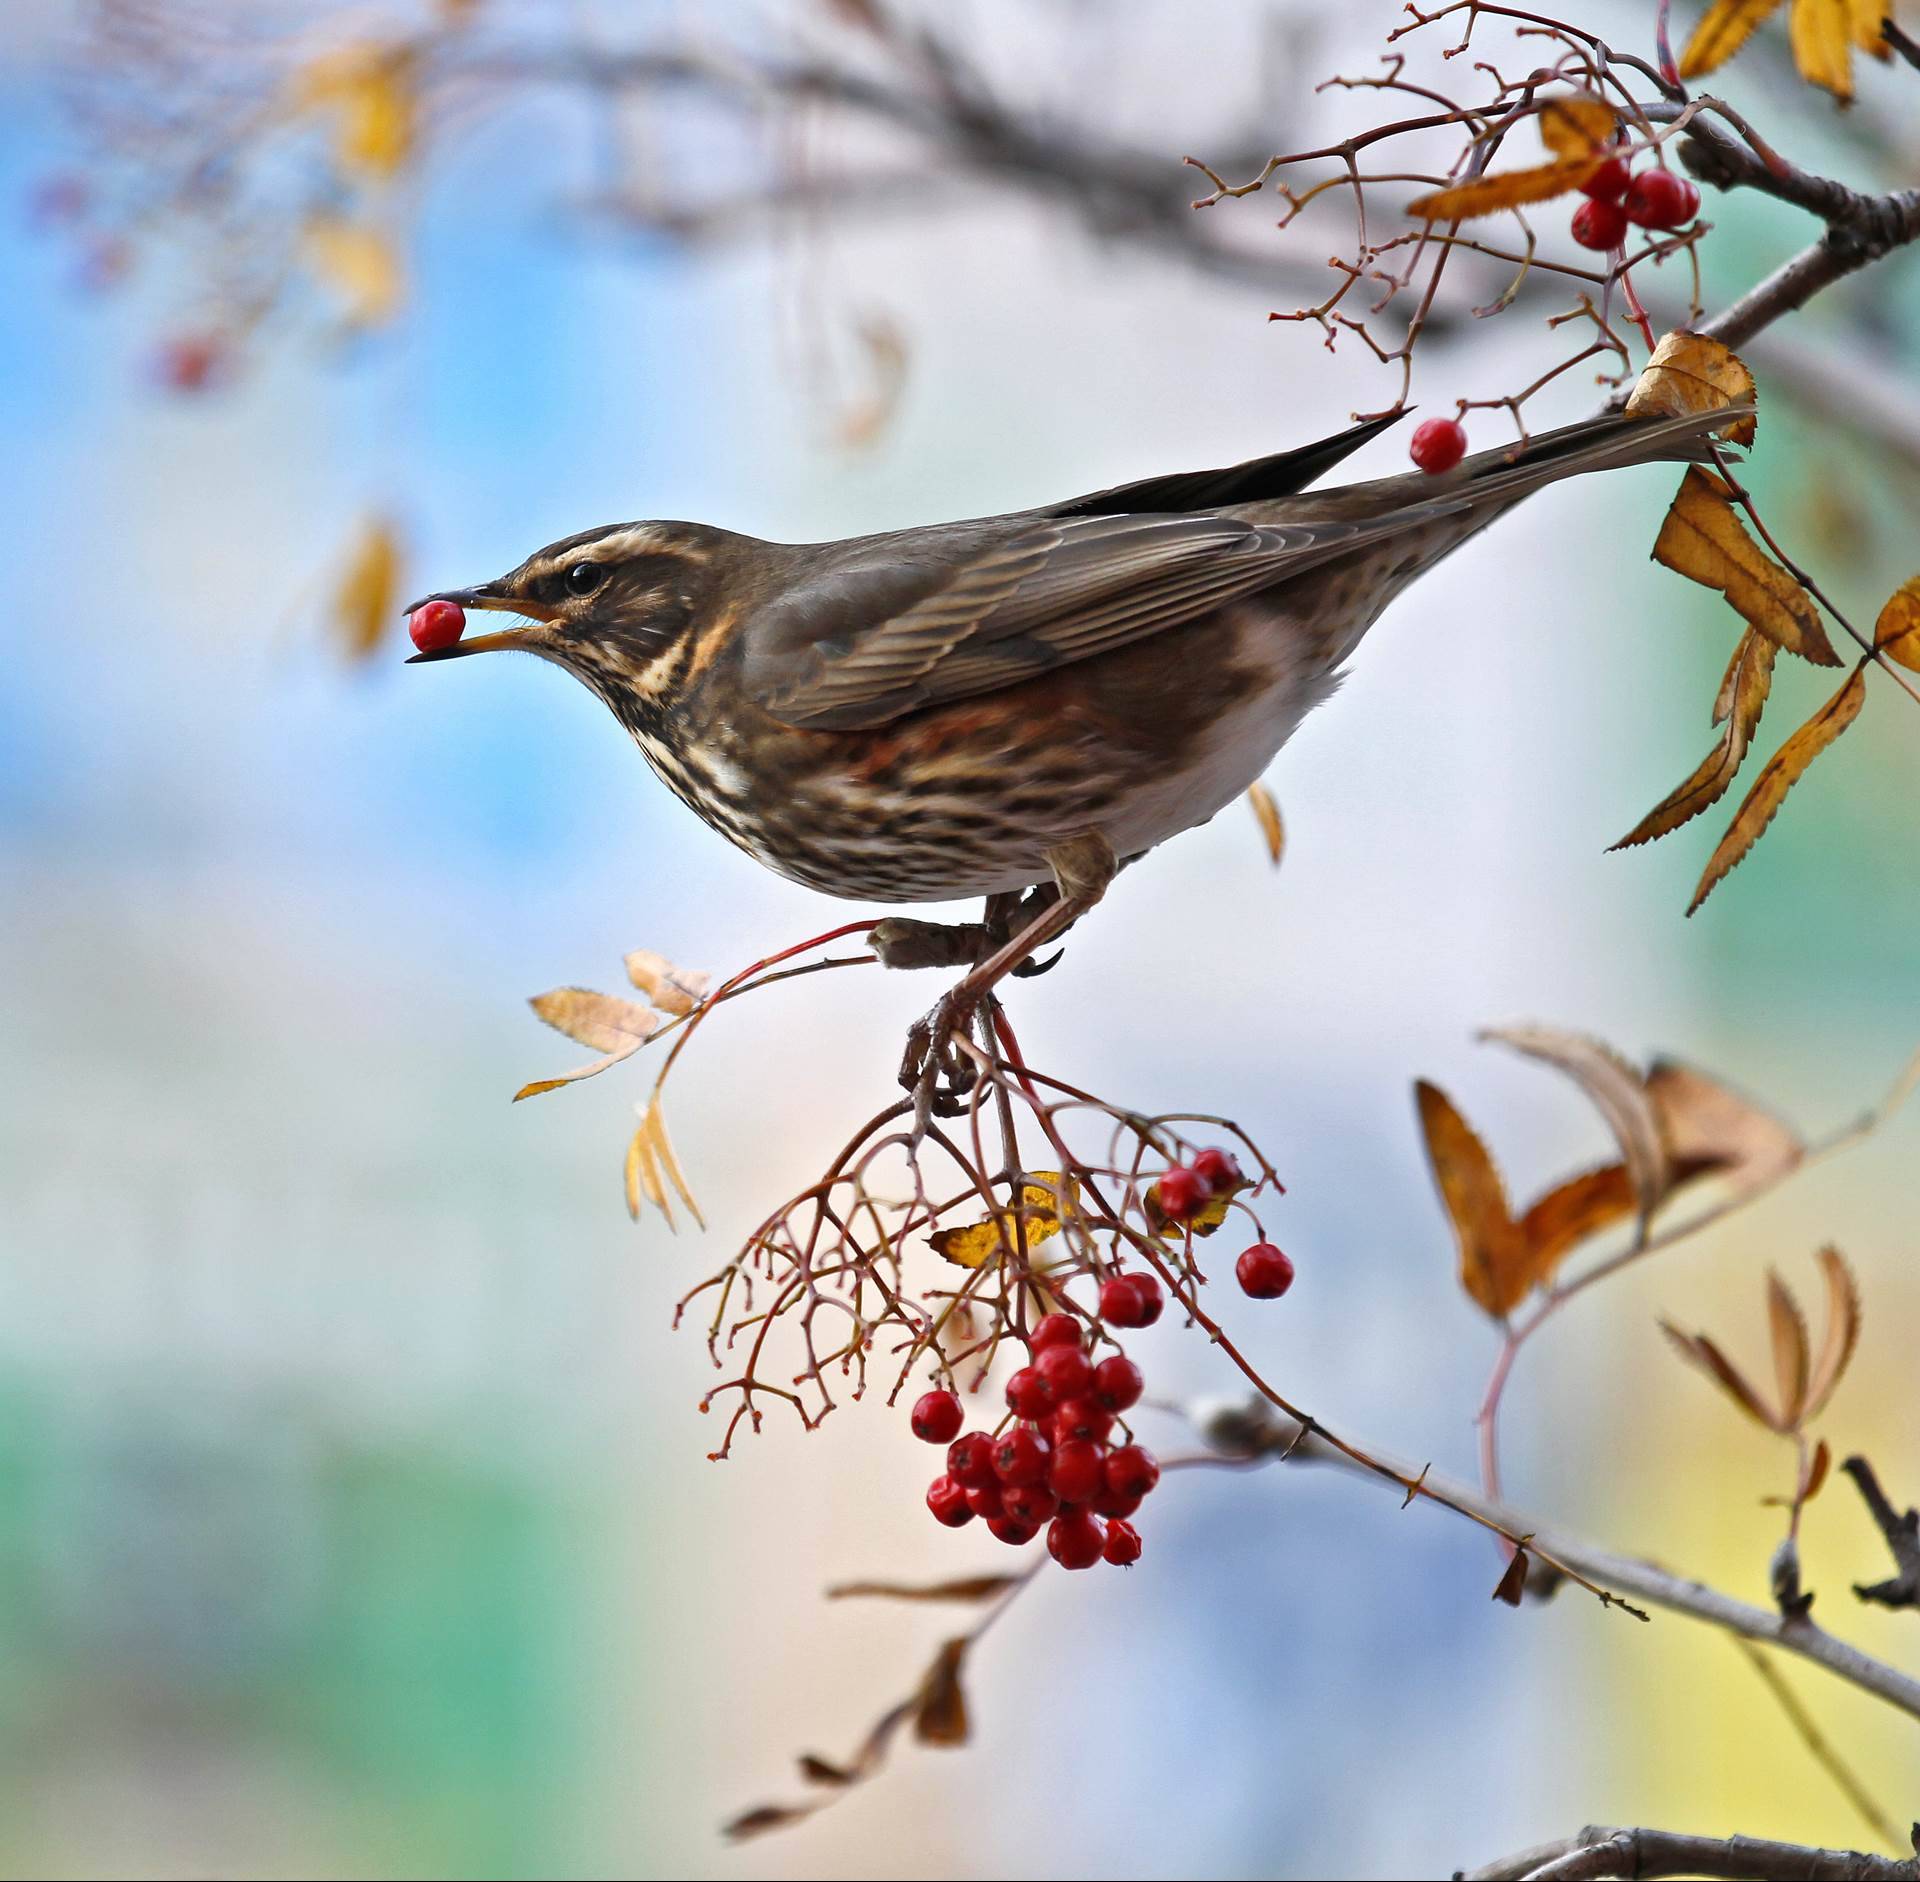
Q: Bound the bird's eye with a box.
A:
[564,561,604,596]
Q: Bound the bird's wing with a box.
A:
[742,507,1404,732]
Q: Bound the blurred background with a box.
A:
[2,2,1918,1876]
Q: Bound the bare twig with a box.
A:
[1463,1824,1920,1880]
[1843,1457,1920,1614]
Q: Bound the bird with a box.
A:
[407,403,1739,1096]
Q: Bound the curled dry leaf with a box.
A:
[1800,1435,1833,1506]
[913,1636,972,1746]
[516,988,661,1099]
[1492,1548,1531,1607]
[930,1173,1076,1268]
[1644,1057,1804,1196]
[1406,92,1615,220]
[1803,1245,1862,1421]
[1516,1164,1638,1285]
[827,1576,1021,1604]
[330,516,402,663]
[1661,1320,1782,1430]
[1654,470,1839,667]
[624,948,711,1017]
[1767,1268,1812,1428]
[1873,576,1920,672]
[1613,629,1776,849]
[1626,331,1757,447]
[1414,1080,1529,1318]
[626,1092,703,1229]
[1247,781,1285,868]
[1689,664,1867,915]
[1480,1025,1671,1219]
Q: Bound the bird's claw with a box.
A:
[900,991,980,1130]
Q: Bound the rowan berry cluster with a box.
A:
[1569,158,1700,253]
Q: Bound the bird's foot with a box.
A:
[868,917,988,973]
[900,989,982,1132]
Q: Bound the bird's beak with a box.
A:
[401,584,559,662]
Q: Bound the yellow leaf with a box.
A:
[1680,0,1787,73]
[1803,1245,1861,1420]
[329,516,402,663]
[1873,576,1920,670]
[624,948,710,1016]
[1414,1080,1529,1319]
[1688,664,1867,913]
[304,215,404,328]
[1613,629,1775,847]
[1407,94,1613,220]
[1515,1164,1638,1285]
[1247,781,1285,867]
[625,1092,702,1230]
[1766,1268,1811,1428]
[1626,330,1757,447]
[292,43,416,180]
[929,1173,1076,1269]
[1849,0,1891,54]
[1790,0,1855,96]
[516,988,660,1098]
[1654,469,1839,666]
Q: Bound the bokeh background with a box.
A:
[3,2,1917,1876]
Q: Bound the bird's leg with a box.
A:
[901,833,1117,1124]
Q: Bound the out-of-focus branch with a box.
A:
[1464,1825,1920,1880]
[1844,1457,1920,1614]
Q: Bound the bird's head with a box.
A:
[405,520,726,707]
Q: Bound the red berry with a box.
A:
[1409,416,1467,475]
[1579,155,1632,202]
[946,1431,998,1489]
[1052,1396,1115,1447]
[1091,1484,1143,1520]
[1156,1165,1212,1222]
[1102,1518,1143,1567]
[988,1515,1039,1546]
[992,1425,1053,1486]
[1046,1511,1107,1571]
[1005,1366,1053,1420]
[1624,167,1697,230]
[1099,1274,1151,1328]
[1105,1444,1160,1500]
[1029,1312,1082,1353]
[1125,1272,1165,1327]
[1034,1342,1094,1399]
[156,333,224,394]
[408,598,466,654]
[1235,1241,1296,1300]
[910,1389,964,1444]
[1092,1354,1144,1413]
[1191,1147,1245,1193]
[926,1475,973,1528]
[1049,1438,1107,1505]
[1003,1482,1060,1525]
[965,1480,1005,1520]
[1571,196,1628,250]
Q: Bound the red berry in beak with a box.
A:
[409,597,466,653]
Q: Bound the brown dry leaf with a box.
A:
[913,1637,971,1746]
[1790,0,1856,96]
[1804,1244,1862,1419]
[1407,93,1614,220]
[1626,331,1758,447]
[1872,576,1920,671]
[1492,1549,1530,1607]
[1247,781,1285,867]
[626,1093,703,1229]
[516,989,660,1099]
[1414,1080,1529,1319]
[624,949,710,1016]
[1516,1164,1638,1285]
[1661,1321,1783,1430]
[1689,664,1867,914]
[835,316,909,451]
[329,516,402,663]
[304,215,404,328]
[1800,1436,1833,1504]
[1680,0,1787,72]
[1613,629,1776,848]
[828,1576,1020,1604]
[1644,1057,1803,1195]
[930,1174,1076,1269]
[1766,1268,1812,1428]
[1481,1026,1671,1219]
[1654,470,1838,665]
[725,1802,823,1840]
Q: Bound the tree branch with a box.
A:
[1463,1824,1920,1880]
[1843,1456,1920,1613]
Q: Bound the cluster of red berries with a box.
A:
[915,1313,1155,1569]
[1148,1147,1295,1301]
[1570,158,1700,252]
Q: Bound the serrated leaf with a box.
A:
[1481,1026,1671,1220]
[329,516,402,663]
[1654,470,1839,666]
[1614,629,1775,848]
[1689,664,1867,914]
[1680,0,1787,73]
[1414,1080,1528,1318]
[1626,331,1758,447]
[1661,1321,1783,1430]
[1515,1163,1638,1285]
[1767,1268,1812,1428]
[828,1575,1020,1604]
[1407,94,1614,221]
[1644,1058,1803,1195]
[516,988,660,1099]
[1873,576,1920,671]
[930,1173,1076,1268]
[1247,781,1285,867]
[1790,0,1855,97]
[1803,1244,1861,1420]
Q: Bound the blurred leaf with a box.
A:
[1145,1174,1235,1239]
[1804,1245,1862,1420]
[1661,1321,1783,1430]
[835,315,909,451]
[1247,782,1285,867]
[626,1092,703,1229]
[1680,0,1786,74]
[1873,576,1920,671]
[1613,629,1775,848]
[292,43,416,179]
[625,948,710,1016]
[1644,1057,1803,1195]
[1801,1436,1832,1505]
[913,1637,971,1745]
[1481,1026,1670,1219]
[330,516,402,663]
[930,1173,1075,1268]
[1689,664,1867,914]
[725,1802,821,1840]
[1626,331,1757,447]
[1789,0,1857,96]
[1679,0,1873,90]
[1767,1268,1812,1428]
[828,1575,1019,1604]
[1406,94,1615,220]
[305,214,404,327]
[516,988,660,1099]
[1414,1080,1529,1319]
[1492,1549,1530,1607]
[1515,1164,1637,1284]
[1849,0,1892,55]
[1654,470,1839,666]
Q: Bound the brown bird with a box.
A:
[408,405,1735,1092]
